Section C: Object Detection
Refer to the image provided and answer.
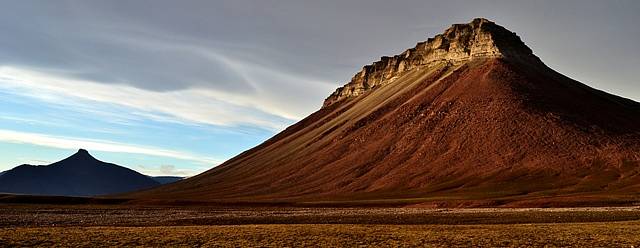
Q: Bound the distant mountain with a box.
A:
[0,149,161,196]
[151,176,184,184]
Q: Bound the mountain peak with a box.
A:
[73,148,92,158]
[62,148,98,163]
[323,18,538,108]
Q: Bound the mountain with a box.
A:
[0,149,160,196]
[151,176,184,184]
[127,18,640,206]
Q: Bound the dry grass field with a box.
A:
[3,222,640,247]
[1,205,639,247]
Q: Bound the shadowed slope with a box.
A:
[126,18,640,206]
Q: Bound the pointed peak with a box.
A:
[47,148,100,167]
[69,149,96,160]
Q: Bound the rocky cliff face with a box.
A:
[323,18,539,108]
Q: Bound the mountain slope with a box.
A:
[0,149,160,196]
[127,18,640,206]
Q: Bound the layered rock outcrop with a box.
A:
[323,18,539,107]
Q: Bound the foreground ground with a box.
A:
[1,205,639,247]
[4,222,640,247]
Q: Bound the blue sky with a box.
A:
[0,78,279,175]
[1,1,638,176]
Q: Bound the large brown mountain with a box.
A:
[127,18,640,206]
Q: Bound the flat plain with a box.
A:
[1,205,640,247]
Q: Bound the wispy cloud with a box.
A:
[0,66,294,131]
[0,129,222,166]
[137,164,194,177]
[104,34,336,120]
[0,116,67,127]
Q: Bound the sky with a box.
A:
[0,0,638,176]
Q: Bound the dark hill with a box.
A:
[0,149,160,196]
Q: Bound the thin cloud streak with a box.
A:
[0,129,222,166]
[138,164,194,177]
[0,66,293,131]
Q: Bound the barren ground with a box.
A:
[1,205,639,247]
